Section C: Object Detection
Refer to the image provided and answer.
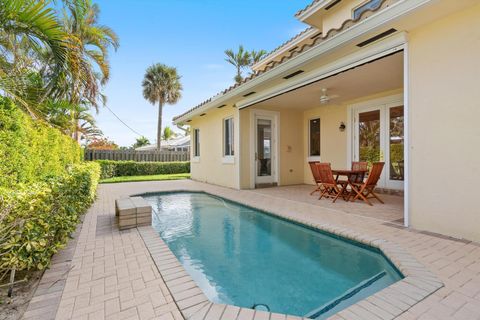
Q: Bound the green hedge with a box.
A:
[0,98,99,271]
[97,160,190,179]
[0,162,100,270]
[0,97,82,188]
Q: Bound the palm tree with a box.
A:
[0,0,68,115]
[142,63,182,149]
[162,126,177,141]
[225,46,268,84]
[41,100,101,140]
[60,0,119,141]
[132,136,150,149]
[224,45,251,84]
[250,49,268,66]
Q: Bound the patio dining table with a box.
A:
[332,168,368,201]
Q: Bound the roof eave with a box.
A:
[174,0,427,124]
[295,0,334,21]
[251,27,317,71]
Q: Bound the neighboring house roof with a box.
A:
[135,136,190,151]
[173,0,393,123]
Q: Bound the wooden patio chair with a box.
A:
[308,161,322,195]
[351,161,368,183]
[316,163,347,203]
[350,162,385,206]
[337,161,369,184]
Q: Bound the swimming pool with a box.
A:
[145,192,402,318]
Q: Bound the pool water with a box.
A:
[145,192,402,318]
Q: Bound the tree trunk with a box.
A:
[157,102,163,150]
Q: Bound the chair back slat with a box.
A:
[365,162,385,187]
[316,163,336,185]
[309,161,321,182]
[352,161,368,171]
[351,161,368,183]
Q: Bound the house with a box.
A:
[135,135,190,152]
[173,0,480,242]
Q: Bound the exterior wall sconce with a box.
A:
[339,122,346,132]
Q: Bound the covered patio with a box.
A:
[237,49,406,223]
[252,184,404,224]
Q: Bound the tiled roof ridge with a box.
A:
[295,0,324,18]
[253,26,315,69]
[173,0,397,122]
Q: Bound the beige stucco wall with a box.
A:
[239,109,251,189]
[276,109,305,186]
[303,104,348,184]
[322,0,365,32]
[189,107,238,189]
[408,4,480,242]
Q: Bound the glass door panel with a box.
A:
[353,102,404,190]
[389,106,404,181]
[358,110,381,168]
[257,119,272,177]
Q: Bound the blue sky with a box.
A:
[94,0,312,146]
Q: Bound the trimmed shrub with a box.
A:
[0,97,82,188]
[0,98,99,271]
[97,160,190,179]
[0,162,100,270]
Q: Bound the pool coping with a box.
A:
[135,189,444,320]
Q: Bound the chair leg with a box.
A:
[319,187,328,200]
[367,189,385,204]
[353,186,373,206]
[332,186,344,203]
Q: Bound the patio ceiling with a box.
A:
[253,51,403,110]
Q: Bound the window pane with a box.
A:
[230,119,234,156]
[309,118,320,156]
[224,118,234,156]
[257,119,272,176]
[389,106,404,181]
[358,110,380,167]
[224,119,230,156]
[353,0,382,19]
[194,129,200,157]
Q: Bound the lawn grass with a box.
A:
[100,173,190,184]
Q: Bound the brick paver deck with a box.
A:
[24,180,480,320]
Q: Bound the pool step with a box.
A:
[115,197,152,230]
[304,271,387,319]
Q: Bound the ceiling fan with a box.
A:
[319,88,339,104]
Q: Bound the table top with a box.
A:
[332,169,367,175]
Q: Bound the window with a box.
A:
[223,117,234,156]
[193,129,200,157]
[353,0,382,19]
[309,118,321,156]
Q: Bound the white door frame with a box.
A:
[249,109,280,188]
[348,93,404,190]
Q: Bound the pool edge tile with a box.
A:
[137,190,444,320]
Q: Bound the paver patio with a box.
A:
[24,180,480,320]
